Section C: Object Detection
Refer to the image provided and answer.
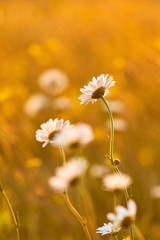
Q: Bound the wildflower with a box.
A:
[38,68,69,96]
[49,157,88,192]
[24,93,49,118]
[89,164,109,178]
[79,74,115,105]
[103,173,132,192]
[151,185,160,198]
[55,123,94,148]
[107,118,127,132]
[96,222,120,236]
[36,118,72,148]
[52,97,71,111]
[107,199,137,228]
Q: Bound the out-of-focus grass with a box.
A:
[0,0,160,239]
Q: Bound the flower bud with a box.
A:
[113,159,120,166]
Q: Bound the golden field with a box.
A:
[0,0,160,239]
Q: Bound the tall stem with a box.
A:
[64,191,92,240]
[101,96,134,240]
[0,186,20,240]
[101,96,114,164]
[115,166,129,203]
[130,224,134,240]
[113,192,117,213]
[114,236,119,240]
[59,145,66,165]
[58,146,92,240]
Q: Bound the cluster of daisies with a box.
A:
[36,74,138,238]
[24,68,71,118]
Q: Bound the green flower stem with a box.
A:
[63,191,92,240]
[133,224,145,240]
[113,192,117,213]
[101,96,114,164]
[59,146,92,240]
[115,166,129,202]
[59,145,66,165]
[101,97,134,240]
[0,185,20,240]
[114,235,119,240]
[130,224,134,240]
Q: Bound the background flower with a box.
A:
[38,69,69,96]
[96,222,120,236]
[36,118,72,147]
[49,157,88,192]
[107,199,137,228]
[0,0,160,239]
[103,172,132,192]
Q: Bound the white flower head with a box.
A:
[89,164,109,178]
[24,93,50,118]
[107,199,137,228]
[52,97,72,111]
[55,123,94,148]
[96,222,120,236]
[79,74,115,105]
[49,157,88,193]
[35,118,72,148]
[38,69,69,96]
[103,173,132,192]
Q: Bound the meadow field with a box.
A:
[0,0,160,239]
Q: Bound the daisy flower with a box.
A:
[35,118,72,148]
[24,93,50,118]
[79,74,115,105]
[38,68,69,96]
[150,185,160,199]
[89,164,109,178]
[107,199,137,228]
[52,97,72,111]
[55,123,94,148]
[103,173,132,192]
[49,157,88,192]
[96,222,120,236]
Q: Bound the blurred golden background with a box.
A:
[0,0,160,239]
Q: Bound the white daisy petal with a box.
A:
[103,172,132,192]
[128,199,137,216]
[107,199,137,228]
[96,222,120,236]
[79,74,115,104]
[36,118,72,147]
[49,157,88,192]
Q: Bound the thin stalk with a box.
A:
[133,224,145,240]
[114,236,119,240]
[130,224,134,240]
[64,191,92,240]
[58,146,92,240]
[115,166,129,203]
[101,97,134,240]
[0,186,20,240]
[101,96,114,164]
[59,145,66,164]
[113,192,117,213]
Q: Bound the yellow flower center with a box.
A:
[91,87,106,99]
